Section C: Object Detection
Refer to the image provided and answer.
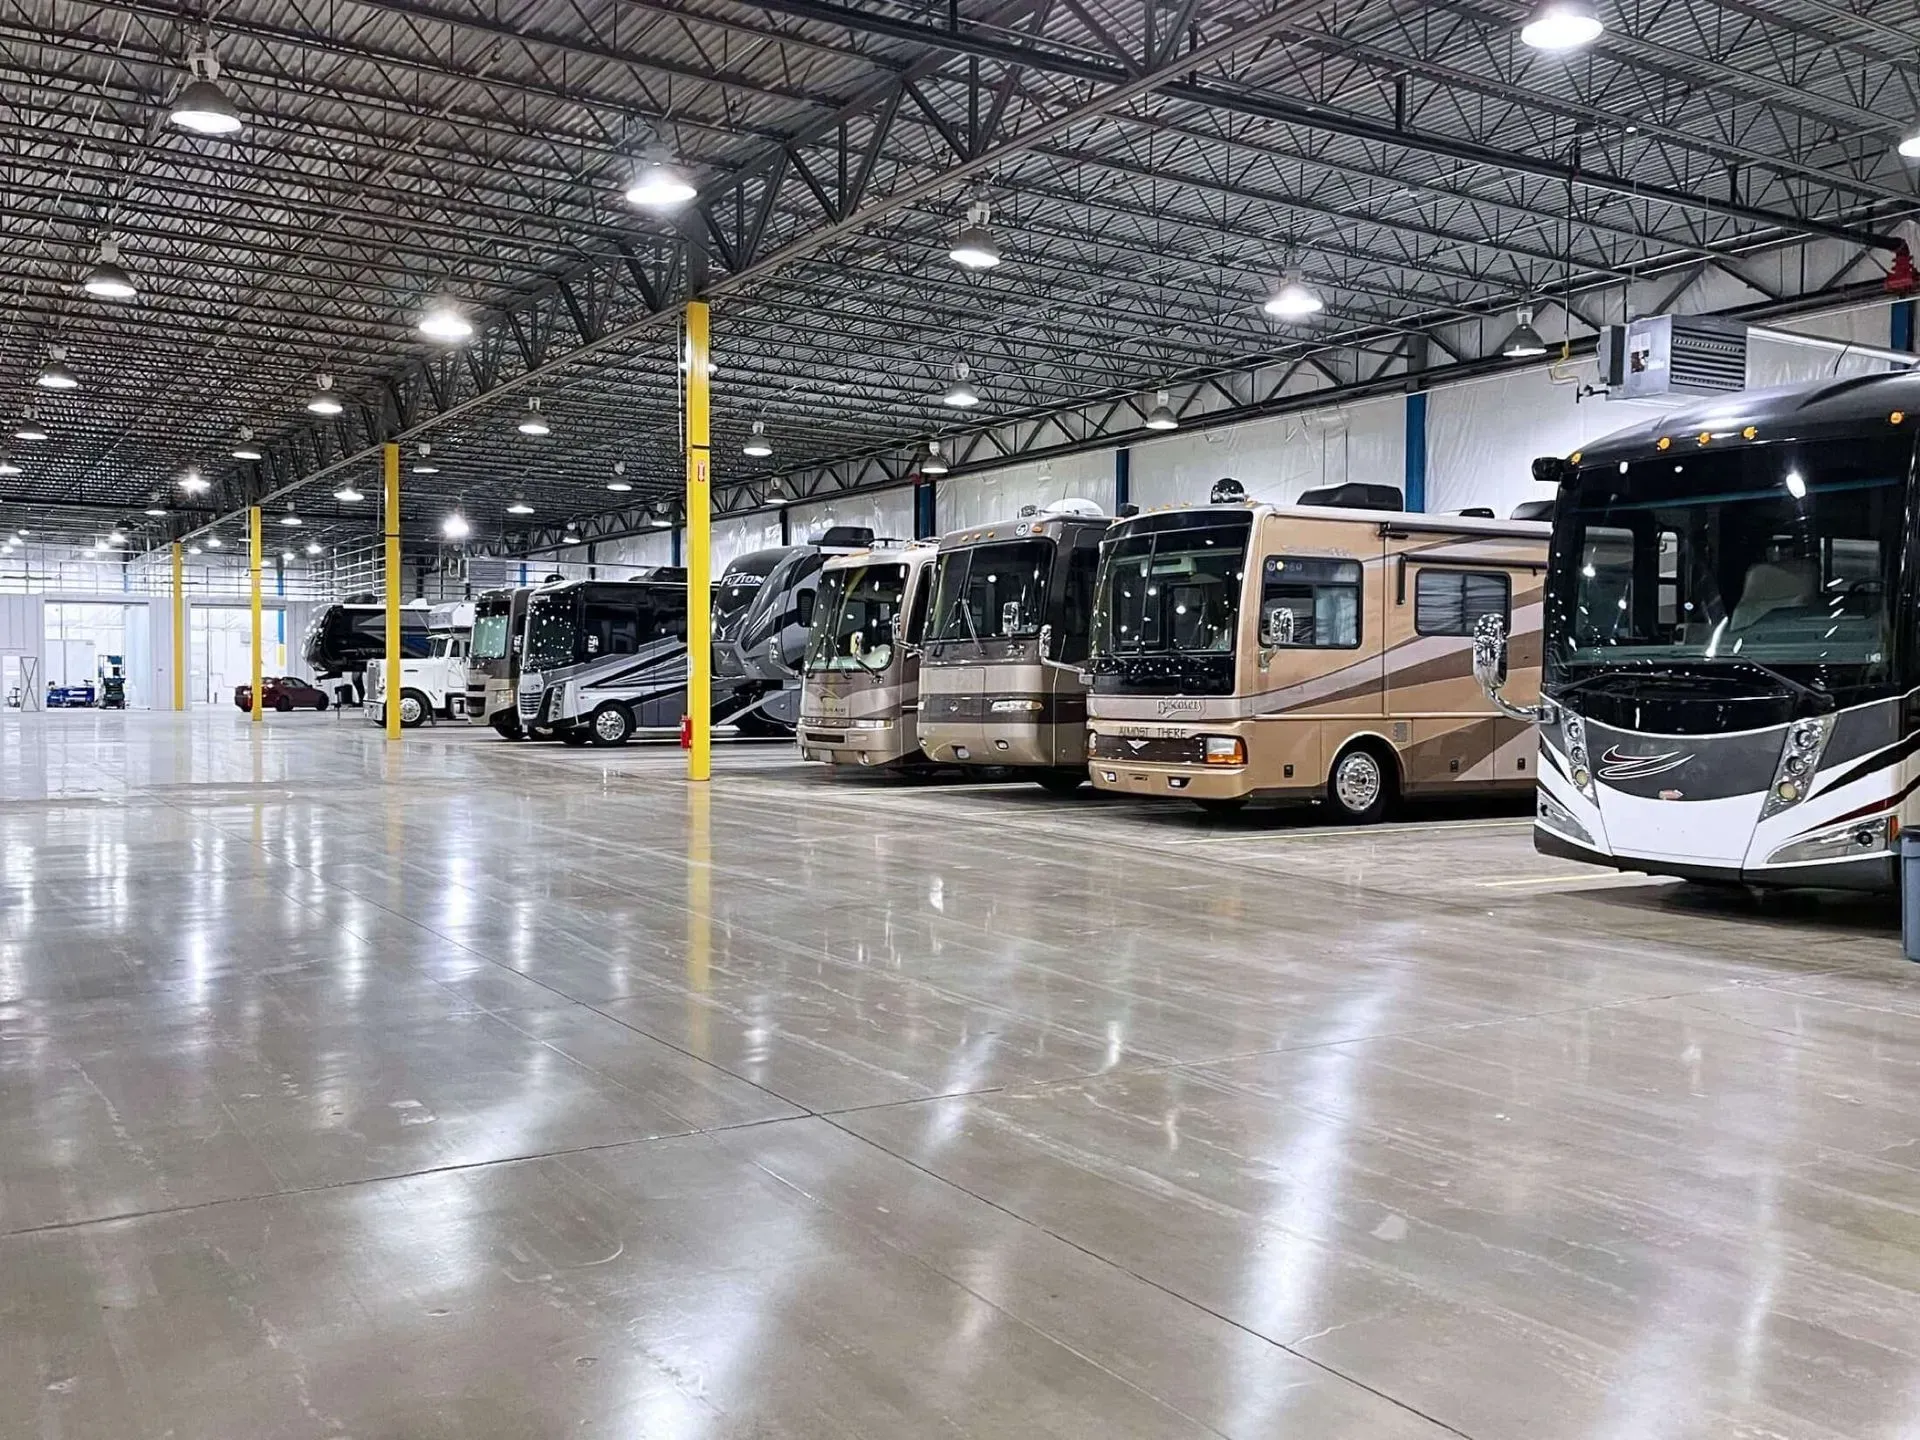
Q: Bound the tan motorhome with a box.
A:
[796,541,938,770]
[916,500,1110,793]
[1085,497,1548,820]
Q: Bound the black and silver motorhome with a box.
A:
[466,587,532,736]
[1475,371,1920,891]
[713,528,875,736]
[303,599,432,701]
[516,572,690,745]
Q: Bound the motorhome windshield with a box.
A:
[928,540,1052,642]
[470,601,512,662]
[1549,436,1907,703]
[524,593,576,671]
[807,562,908,671]
[1092,514,1249,694]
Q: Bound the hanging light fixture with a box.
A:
[188,544,202,555]
[332,481,365,502]
[506,491,534,515]
[1520,0,1604,51]
[922,439,950,475]
[144,492,168,517]
[169,47,245,136]
[231,426,263,461]
[650,514,672,528]
[624,153,698,210]
[418,302,473,343]
[179,467,210,495]
[305,540,323,556]
[1499,307,1549,358]
[280,549,295,563]
[1262,271,1324,320]
[948,194,1003,271]
[943,360,982,408]
[0,457,20,477]
[608,460,631,492]
[82,236,137,300]
[36,345,79,391]
[742,419,772,457]
[108,524,129,545]
[1900,127,1920,160]
[1145,390,1179,431]
[412,441,439,475]
[14,409,48,442]
[278,503,302,527]
[517,399,550,436]
[442,511,471,541]
[306,374,343,415]
[563,518,582,539]
[204,534,224,549]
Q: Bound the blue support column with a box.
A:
[1404,390,1429,513]
[519,562,527,585]
[1115,447,1131,511]
[1895,300,1916,353]
[672,526,682,567]
[915,476,938,539]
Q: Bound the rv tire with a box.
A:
[398,690,429,729]
[1327,741,1395,824]
[1035,769,1087,796]
[315,694,329,712]
[590,703,635,747]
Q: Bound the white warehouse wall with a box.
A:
[1129,392,1404,510]
[787,487,916,544]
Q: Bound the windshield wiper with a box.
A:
[1555,657,1835,710]
[1699,656,1836,709]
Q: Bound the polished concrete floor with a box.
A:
[2,708,1916,1438]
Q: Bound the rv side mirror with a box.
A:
[1001,600,1022,635]
[1472,613,1539,721]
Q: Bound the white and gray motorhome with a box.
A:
[713,527,877,735]
[516,572,690,745]
[1476,372,1920,891]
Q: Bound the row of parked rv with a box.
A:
[303,372,1920,899]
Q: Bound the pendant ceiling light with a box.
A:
[517,398,550,436]
[145,492,168,517]
[179,468,210,495]
[332,481,364,502]
[608,459,631,492]
[231,426,262,461]
[169,47,245,136]
[1520,0,1604,51]
[921,439,950,475]
[624,160,698,211]
[305,540,323,556]
[943,360,982,408]
[506,492,534,515]
[1262,271,1324,320]
[650,514,672,527]
[205,534,224,549]
[306,373,343,415]
[1145,389,1179,431]
[14,409,48,442]
[280,549,295,563]
[36,344,79,391]
[0,457,20,476]
[1901,127,1920,160]
[742,419,772,457]
[948,194,1003,271]
[1499,306,1549,358]
[442,511,472,541]
[82,236,137,300]
[418,302,473,343]
[413,442,439,475]
[278,504,302,527]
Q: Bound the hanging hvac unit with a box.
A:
[1597,314,1748,399]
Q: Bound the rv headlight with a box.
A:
[1766,815,1896,867]
[851,718,890,729]
[990,698,1044,713]
[1761,714,1834,819]
[1561,712,1595,799]
[1537,788,1594,846]
[1202,735,1246,766]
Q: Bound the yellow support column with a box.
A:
[170,541,185,712]
[384,444,402,741]
[249,507,263,723]
[685,300,712,783]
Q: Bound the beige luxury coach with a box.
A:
[796,541,938,770]
[1086,498,1548,820]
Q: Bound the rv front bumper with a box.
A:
[798,718,915,767]
[918,718,1068,769]
[1087,760,1258,801]
[1535,825,1898,892]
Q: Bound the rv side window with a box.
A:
[1413,569,1511,637]
[582,601,643,657]
[1260,556,1360,648]
[796,589,816,628]
[904,567,931,644]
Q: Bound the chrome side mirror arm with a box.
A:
[1034,623,1085,676]
[1473,614,1540,722]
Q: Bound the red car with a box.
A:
[233,676,331,713]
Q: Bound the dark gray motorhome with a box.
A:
[303,599,432,702]
[712,527,875,736]
[516,571,690,745]
[1475,372,1920,892]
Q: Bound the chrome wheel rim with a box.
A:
[594,709,624,742]
[399,696,422,725]
[1333,752,1381,813]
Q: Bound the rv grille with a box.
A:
[1088,732,1204,764]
